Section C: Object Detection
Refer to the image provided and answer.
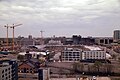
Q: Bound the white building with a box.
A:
[0,63,12,80]
[82,46,106,60]
[61,48,82,62]
[61,46,107,62]
[82,50,106,60]
[48,40,63,45]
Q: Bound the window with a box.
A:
[69,59,72,61]
[5,73,7,76]
[2,75,4,78]
[69,54,72,56]
[6,77,8,80]
[9,75,10,78]
[2,70,4,73]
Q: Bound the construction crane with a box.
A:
[4,24,9,50]
[10,24,22,51]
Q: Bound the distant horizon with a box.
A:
[0,34,114,38]
[0,0,120,38]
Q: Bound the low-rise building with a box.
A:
[82,46,106,60]
[61,46,107,62]
[61,48,82,62]
[18,61,38,73]
[94,37,113,45]
[82,50,106,60]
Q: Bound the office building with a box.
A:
[0,60,18,80]
[0,63,12,80]
[61,46,106,62]
[61,48,82,62]
[113,30,120,41]
[82,46,106,60]
[38,68,50,80]
[82,50,106,60]
[94,37,113,45]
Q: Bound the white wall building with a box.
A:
[48,40,63,45]
[61,46,107,62]
[82,50,106,60]
[82,46,106,60]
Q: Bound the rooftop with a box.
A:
[84,45,102,51]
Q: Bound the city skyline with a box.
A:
[0,0,120,38]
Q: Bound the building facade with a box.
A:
[0,63,12,80]
[95,37,113,45]
[61,48,82,62]
[82,50,106,60]
[0,60,18,80]
[114,30,120,42]
[18,62,37,73]
[38,68,50,80]
[61,47,106,62]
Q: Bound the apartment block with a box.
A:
[61,48,82,62]
[82,50,106,60]
[0,60,18,80]
[61,46,106,62]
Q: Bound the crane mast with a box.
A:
[10,24,22,51]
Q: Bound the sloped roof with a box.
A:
[27,62,35,68]
[19,61,36,68]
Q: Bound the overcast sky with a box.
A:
[0,0,120,38]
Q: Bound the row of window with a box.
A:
[2,74,11,80]
[2,68,11,73]
[84,51,105,54]
[62,56,80,58]
[63,52,80,54]
[62,59,80,61]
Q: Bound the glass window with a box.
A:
[2,70,4,73]
[2,75,4,78]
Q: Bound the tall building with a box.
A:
[38,68,50,80]
[0,60,18,80]
[113,30,120,41]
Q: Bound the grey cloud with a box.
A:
[0,0,120,37]
[87,0,105,5]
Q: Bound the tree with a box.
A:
[72,62,79,72]
[104,64,113,74]
[93,61,102,73]
[72,62,84,73]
